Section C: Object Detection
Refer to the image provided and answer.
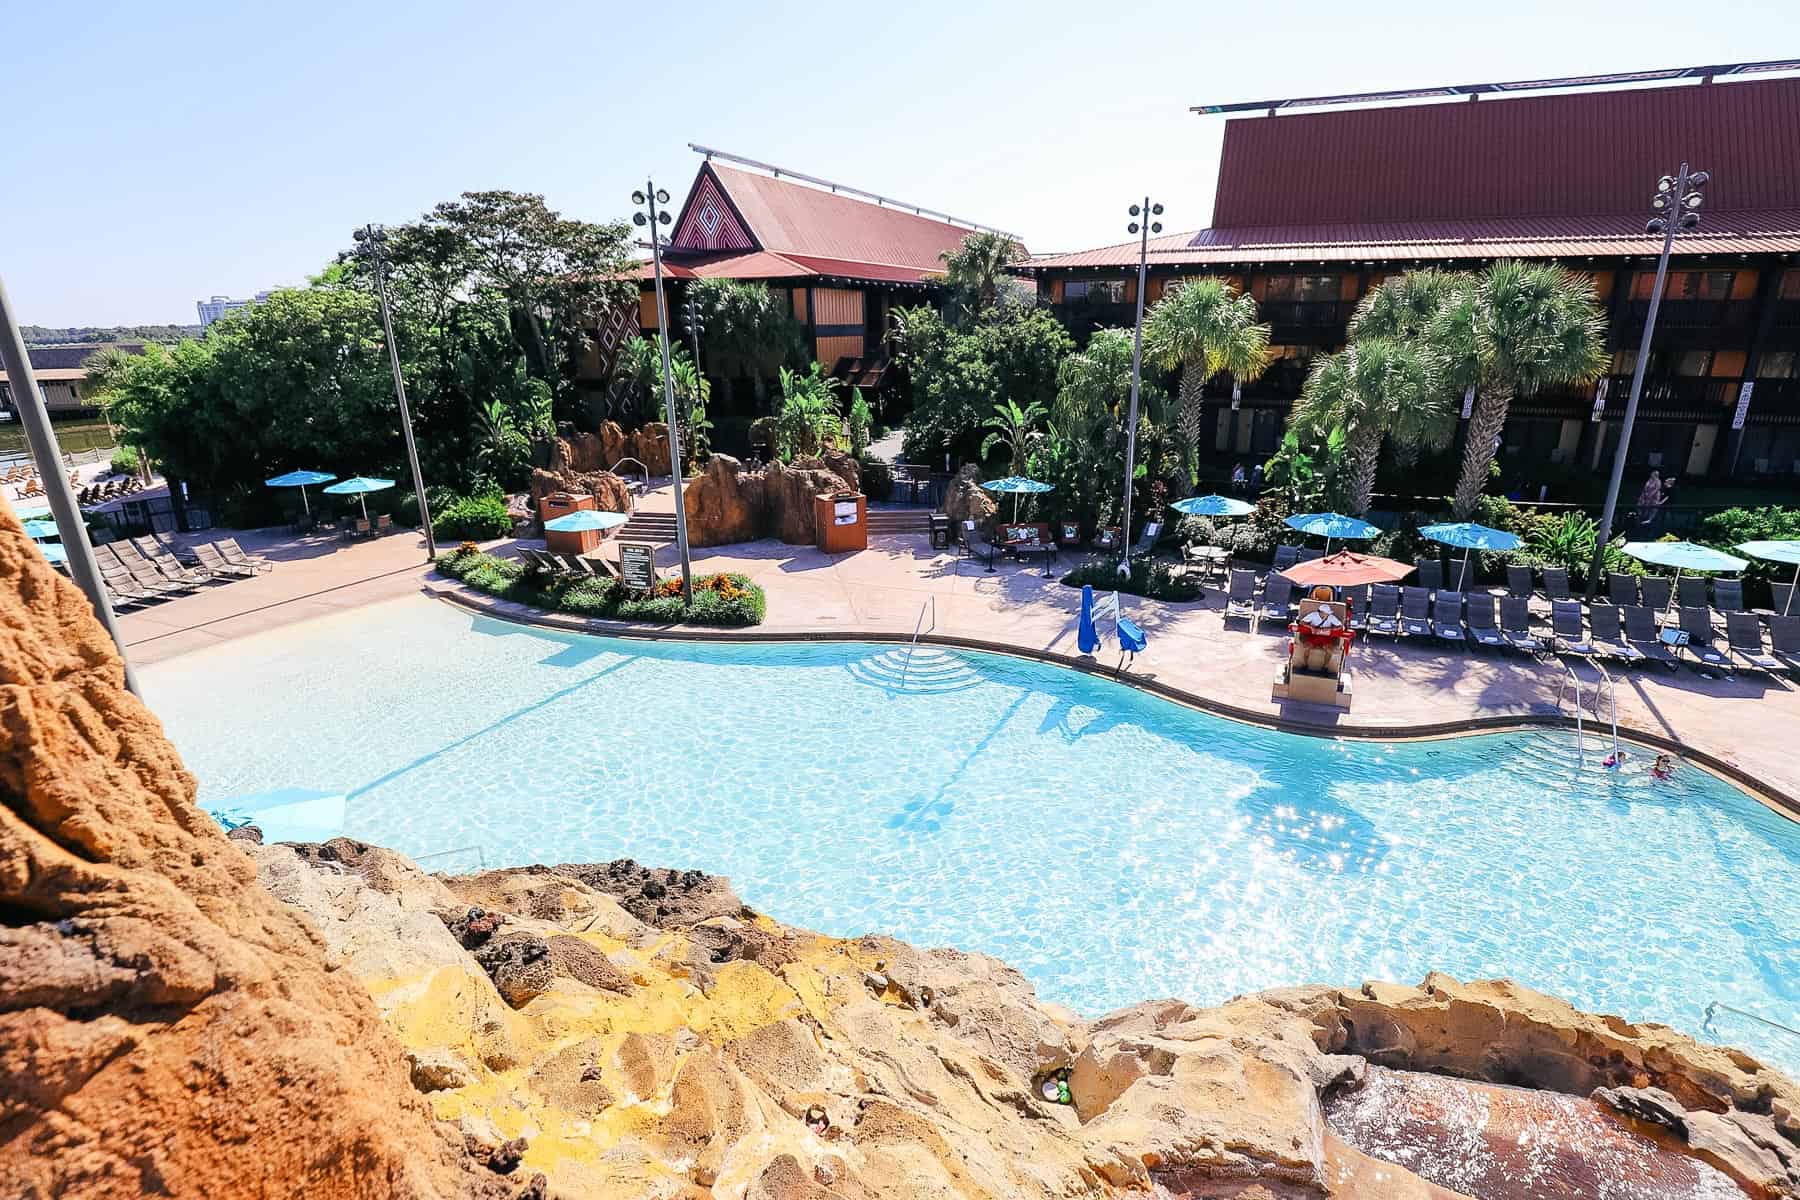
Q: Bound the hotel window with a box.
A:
[1263,274,1338,302]
[1780,269,1800,300]
[1674,350,1712,377]
[1668,271,1735,300]
[1758,351,1797,380]
[1064,279,1128,303]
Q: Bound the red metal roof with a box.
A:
[1020,209,1800,269]
[1211,76,1800,226]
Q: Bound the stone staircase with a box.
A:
[613,511,679,546]
[614,507,934,547]
[865,509,934,537]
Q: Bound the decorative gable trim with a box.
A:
[670,165,757,253]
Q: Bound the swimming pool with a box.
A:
[141,594,1800,1072]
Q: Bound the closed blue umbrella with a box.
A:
[544,509,629,533]
[1737,540,1800,616]
[1169,494,1254,518]
[1624,541,1750,626]
[265,469,338,517]
[1285,511,1380,555]
[1420,521,1524,590]
[322,476,396,522]
[1078,584,1099,654]
[979,475,1055,522]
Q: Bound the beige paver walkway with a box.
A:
[120,524,1800,807]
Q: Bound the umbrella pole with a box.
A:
[300,486,310,517]
[1458,549,1471,592]
[359,494,369,524]
[1789,563,1798,617]
[1664,568,1681,628]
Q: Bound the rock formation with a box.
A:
[945,463,998,535]
[526,467,633,534]
[594,420,672,477]
[0,510,536,1199]
[682,454,859,547]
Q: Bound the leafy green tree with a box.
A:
[893,305,1071,465]
[775,363,843,459]
[692,278,807,410]
[979,397,1047,468]
[1053,328,1177,532]
[1142,278,1271,481]
[1290,339,1445,516]
[938,231,1025,324]
[847,389,873,458]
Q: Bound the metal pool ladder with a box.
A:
[1592,660,1619,755]
[1705,1000,1800,1043]
[1555,663,1586,767]
[898,595,937,692]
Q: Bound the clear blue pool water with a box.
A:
[142,595,1800,1072]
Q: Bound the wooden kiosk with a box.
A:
[542,492,600,555]
[1272,588,1355,710]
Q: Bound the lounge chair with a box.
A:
[103,544,195,595]
[1677,576,1708,610]
[1343,583,1372,631]
[1678,605,1734,674]
[132,540,217,585]
[1506,564,1534,599]
[1432,592,1465,643]
[1271,544,1300,574]
[1133,521,1163,555]
[1259,577,1294,626]
[217,537,273,573]
[958,520,994,570]
[94,562,157,608]
[1541,568,1571,601]
[1713,578,1744,614]
[1414,557,1444,594]
[1464,595,1506,650]
[192,542,256,579]
[1550,600,1596,658]
[1367,585,1400,637]
[1588,604,1645,666]
[577,553,621,582]
[1607,572,1639,607]
[1769,616,1800,676]
[1639,575,1673,613]
[1399,587,1432,638]
[1498,597,1540,654]
[1224,568,1257,624]
[1772,582,1795,617]
[1622,605,1679,672]
[1725,612,1784,677]
[1296,547,1323,563]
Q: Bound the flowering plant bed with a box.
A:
[436,547,765,627]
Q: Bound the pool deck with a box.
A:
[120,524,1800,812]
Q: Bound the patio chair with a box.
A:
[1431,592,1465,643]
[1639,575,1673,613]
[1259,576,1294,626]
[1622,605,1679,672]
[1587,604,1644,666]
[1296,547,1323,562]
[1399,587,1432,638]
[1414,557,1444,593]
[1678,605,1734,674]
[192,542,256,579]
[1343,583,1372,631]
[958,520,994,571]
[1540,568,1571,601]
[1464,594,1507,650]
[1367,584,1400,637]
[1550,600,1596,659]
[1677,576,1708,610]
[1769,616,1800,676]
[1498,597,1540,654]
[1506,564,1535,599]
[1725,612,1784,677]
[1606,572,1639,607]
[104,545,195,596]
[1271,544,1300,573]
[217,537,273,573]
[1224,568,1257,625]
[576,552,621,582]
[1133,521,1163,555]
[139,541,219,585]
[1712,578,1745,614]
[1772,582,1795,617]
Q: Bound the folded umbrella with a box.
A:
[1078,584,1099,654]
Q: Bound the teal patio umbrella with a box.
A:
[1169,494,1254,518]
[13,504,51,521]
[1623,540,1749,626]
[1285,511,1380,555]
[544,509,630,534]
[979,475,1054,522]
[265,469,338,518]
[1737,540,1800,616]
[322,475,395,523]
[1420,521,1523,591]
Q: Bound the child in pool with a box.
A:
[1652,753,1675,780]
[1603,749,1627,771]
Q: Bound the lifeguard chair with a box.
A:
[1272,585,1354,709]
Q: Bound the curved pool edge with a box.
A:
[423,579,1800,823]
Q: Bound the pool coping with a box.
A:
[423,578,1800,822]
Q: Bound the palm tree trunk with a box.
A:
[1453,383,1511,518]
[1177,359,1207,483]
[1347,425,1382,517]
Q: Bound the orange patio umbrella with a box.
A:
[1278,550,1414,588]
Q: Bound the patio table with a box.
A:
[1015,541,1060,578]
[1183,544,1230,582]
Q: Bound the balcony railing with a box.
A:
[1773,300,1800,331]
[1257,300,1352,328]
[1619,298,1756,331]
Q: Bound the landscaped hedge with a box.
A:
[1061,555,1203,602]
[431,494,513,541]
[437,546,765,627]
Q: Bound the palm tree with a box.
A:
[939,232,1024,323]
[1142,278,1271,481]
[979,397,1048,468]
[1291,339,1444,516]
[1430,261,1608,517]
[1348,270,1471,472]
[775,363,842,459]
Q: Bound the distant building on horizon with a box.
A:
[196,291,273,328]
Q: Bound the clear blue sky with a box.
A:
[6,0,1790,326]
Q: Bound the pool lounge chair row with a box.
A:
[518,546,621,582]
[92,536,271,607]
[1549,601,1800,680]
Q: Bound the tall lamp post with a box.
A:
[0,273,138,694]
[1585,163,1708,597]
[634,182,695,602]
[352,224,436,559]
[1119,196,1163,577]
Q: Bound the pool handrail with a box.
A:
[1554,662,1585,768]
[899,596,937,692]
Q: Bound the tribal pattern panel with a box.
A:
[671,172,755,252]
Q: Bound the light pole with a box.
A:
[634,182,694,602]
[0,273,139,693]
[1584,163,1708,597]
[1119,196,1163,577]
[352,224,436,559]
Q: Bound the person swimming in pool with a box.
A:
[1603,749,1627,771]
[1652,753,1675,780]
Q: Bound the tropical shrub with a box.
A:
[894,304,1071,465]
[436,548,764,626]
[110,445,140,476]
[431,493,513,541]
[775,363,842,459]
[1519,511,1634,581]
[1700,506,1800,577]
[847,389,873,458]
[1061,555,1203,603]
[1173,515,1218,547]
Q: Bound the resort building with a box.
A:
[1019,63,1800,485]
[591,147,1021,408]
[0,342,144,416]
[196,291,273,328]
